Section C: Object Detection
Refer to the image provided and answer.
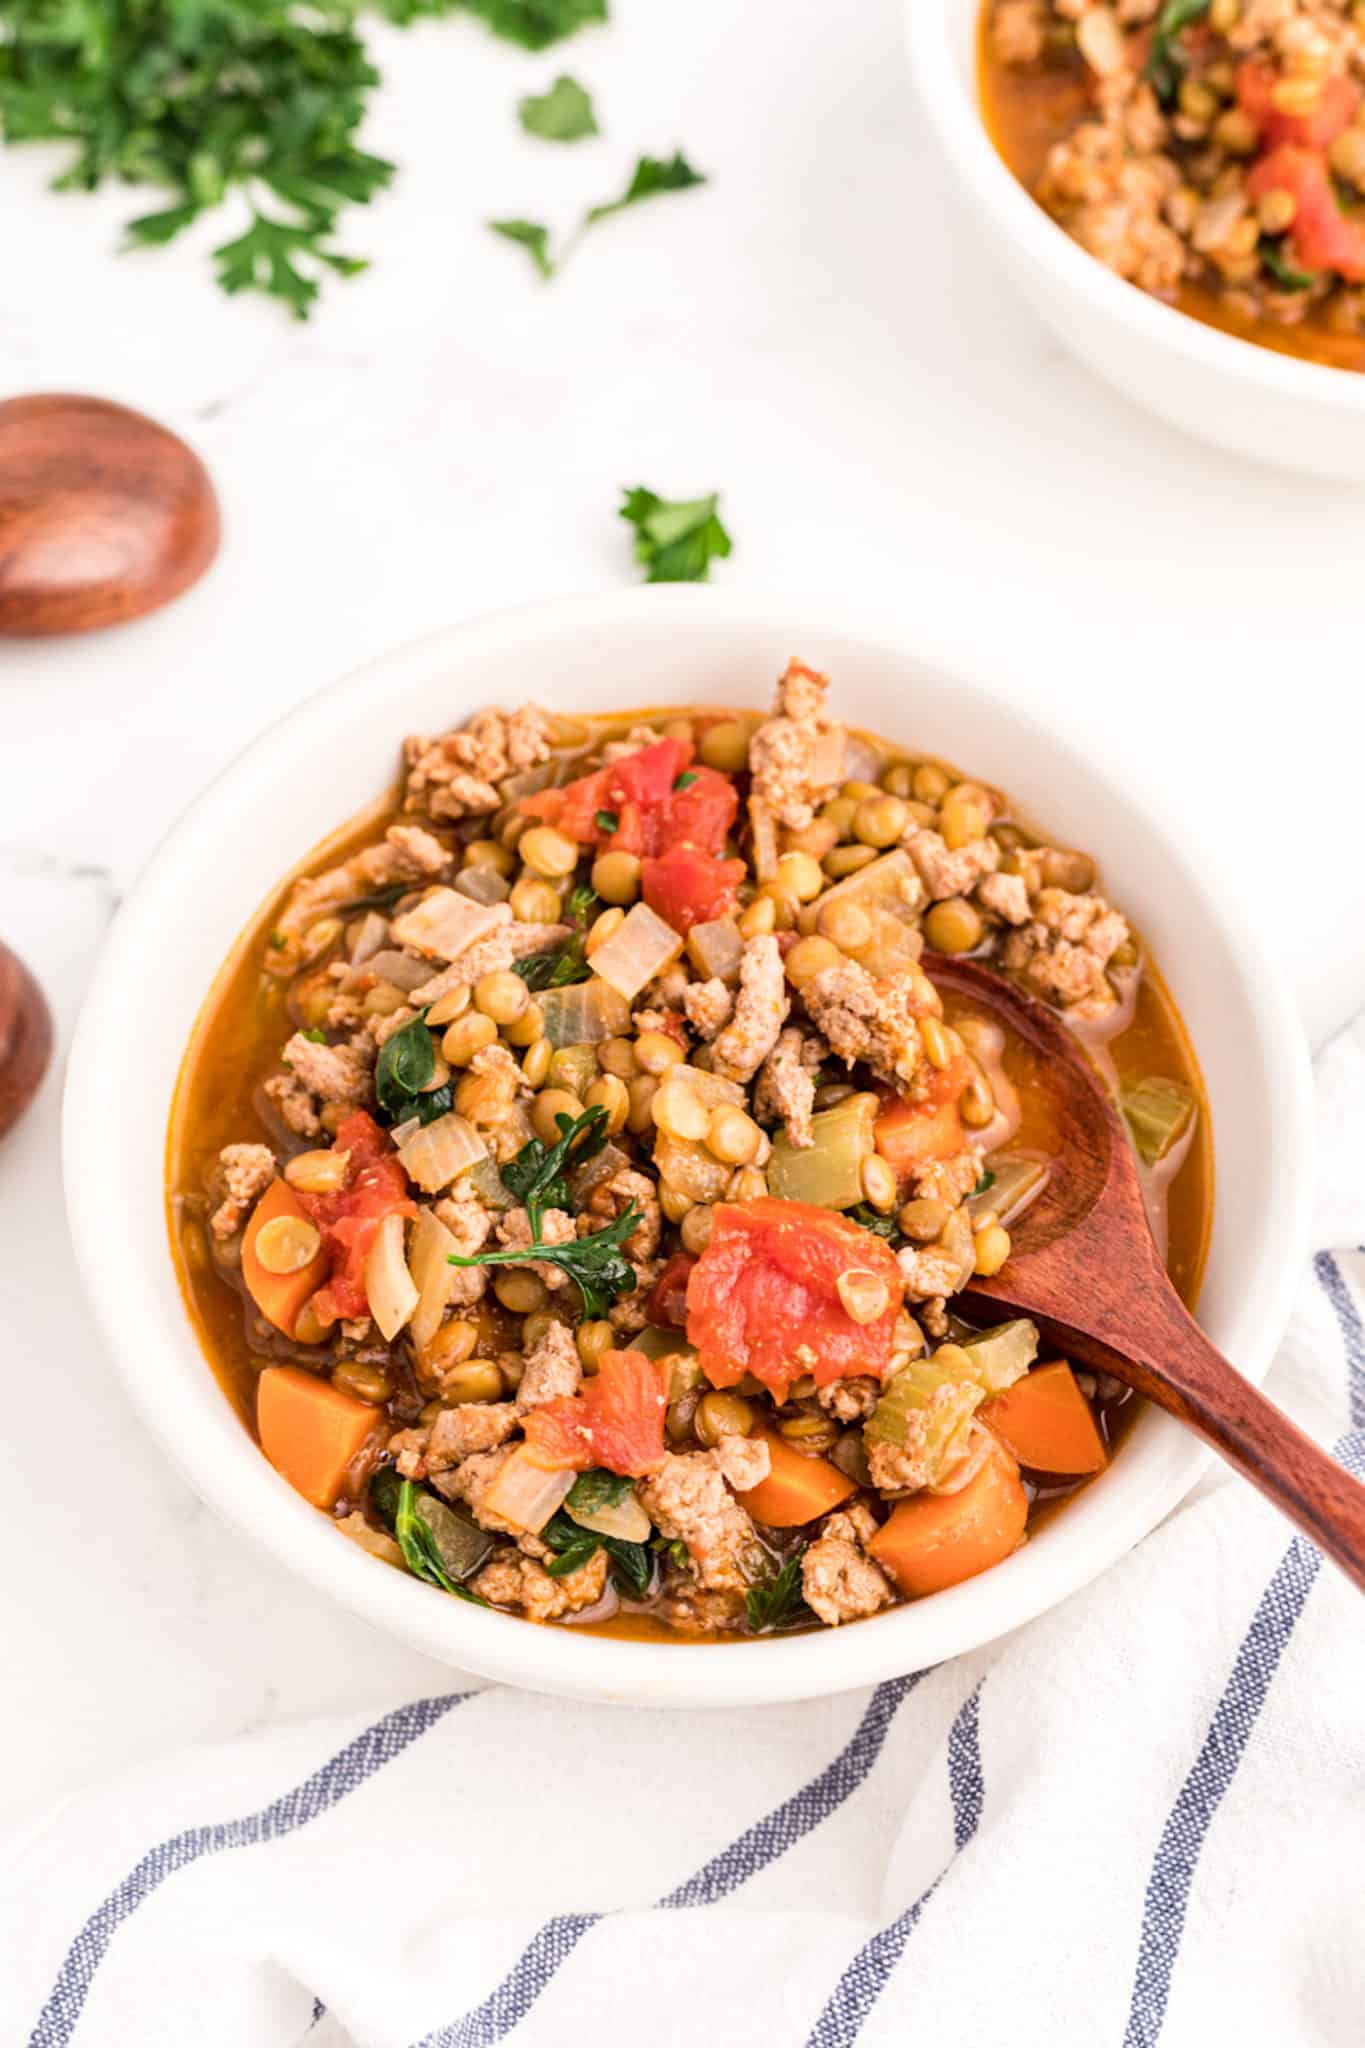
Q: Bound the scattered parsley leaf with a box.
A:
[619,486,733,584]
[519,74,598,141]
[334,880,412,916]
[850,1203,901,1245]
[673,771,699,790]
[490,217,556,279]
[566,884,601,928]
[585,149,706,225]
[595,808,620,833]
[302,1027,329,1044]
[1260,236,1317,291]
[667,1537,689,1570]
[543,1505,652,1596]
[449,1199,641,1316]
[1143,0,1212,106]
[501,1105,609,1235]
[746,1550,811,1634]
[567,1468,634,1514]
[449,0,607,50]
[374,1008,449,1125]
[972,1170,997,1199]
[512,937,591,989]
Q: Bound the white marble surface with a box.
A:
[3,0,1364,1833]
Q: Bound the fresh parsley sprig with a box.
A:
[1142,0,1212,106]
[619,487,733,584]
[448,1198,640,1315]
[512,937,592,990]
[500,1105,609,1236]
[542,1502,653,1596]
[490,148,707,279]
[1,0,607,314]
[374,1008,452,1126]
[746,1549,811,1634]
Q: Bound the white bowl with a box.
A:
[910,0,1365,479]
[64,590,1314,1708]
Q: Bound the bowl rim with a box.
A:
[62,586,1316,1709]
[907,0,1365,415]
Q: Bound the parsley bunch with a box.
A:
[0,0,605,315]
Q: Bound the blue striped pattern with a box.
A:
[409,1672,926,2048]
[29,1692,469,2048]
[804,1680,986,2048]
[1123,1256,1365,2048]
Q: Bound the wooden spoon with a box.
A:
[926,952,1365,1591]
[0,942,53,1140]
[0,394,220,636]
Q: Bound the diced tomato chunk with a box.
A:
[520,739,737,861]
[641,843,746,934]
[1247,144,1365,279]
[1236,61,1360,150]
[874,1057,972,1183]
[686,1198,901,1400]
[647,1251,697,1329]
[522,1348,670,1476]
[297,1110,414,1323]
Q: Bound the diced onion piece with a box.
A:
[390,889,505,963]
[483,1443,576,1533]
[539,980,632,1048]
[418,1496,496,1579]
[960,1319,1038,1395]
[569,1139,630,1206]
[588,902,684,1002]
[967,1155,1048,1228]
[407,1206,460,1352]
[686,917,744,984]
[768,1092,877,1209]
[364,1210,420,1341]
[466,1155,517,1212]
[455,868,510,906]
[748,796,779,883]
[396,1111,486,1194]
[797,848,926,976]
[350,911,389,965]
[567,1490,651,1543]
[341,948,432,993]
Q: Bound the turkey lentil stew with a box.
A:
[982,0,1365,372]
[168,665,1212,1639]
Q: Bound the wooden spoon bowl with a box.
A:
[0,394,220,636]
[0,942,53,1140]
[926,952,1365,1590]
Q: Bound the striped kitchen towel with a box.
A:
[5,1019,1365,2048]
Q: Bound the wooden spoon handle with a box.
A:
[1047,1302,1365,1592]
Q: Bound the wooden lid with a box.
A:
[0,942,53,1140]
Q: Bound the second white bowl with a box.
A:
[909,0,1365,479]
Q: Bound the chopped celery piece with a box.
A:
[865,1356,984,1486]
[767,1091,878,1209]
[466,1155,517,1212]
[967,1154,1048,1228]
[796,849,925,976]
[538,979,631,1048]
[1121,1076,1196,1166]
[418,1495,497,1580]
[960,1319,1038,1394]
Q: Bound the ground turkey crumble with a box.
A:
[801,1503,894,1627]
